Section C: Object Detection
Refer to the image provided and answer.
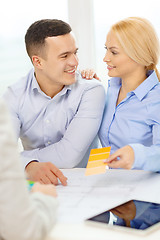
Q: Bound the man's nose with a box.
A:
[70,53,79,66]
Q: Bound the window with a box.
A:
[1,0,160,94]
[93,0,160,83]
[0,0,68,95]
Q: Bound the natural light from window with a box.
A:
[0,0,68,95]
[93,0,160,83]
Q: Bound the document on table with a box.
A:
[56,169,160,223]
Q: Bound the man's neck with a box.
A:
[34,72,64,98]
[41,84,64,98]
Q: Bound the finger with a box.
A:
[45,170,59,185]
[90,70,98,79]
[104,151,121,163]
[94,74,100,81]
[50,166,67,186]
[107,159,122,169]
[87,70,100,80]
[81,70,86,78]
[34,165,53,184]
[85,70,94,79]
[108,157,132,170]
[104,155,118,163]
[40,175,53,184]
[83,69,95,79]
[80,69,92,78]
[108,157,130,169]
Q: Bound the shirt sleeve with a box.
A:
[21,84,106,168]
[129,143,160,172]
[0,99,57,240]
[129,100,160,172]
[3,87,21,139]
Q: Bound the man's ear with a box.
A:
[32,56,43,68]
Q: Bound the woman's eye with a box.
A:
[112,51,118,55]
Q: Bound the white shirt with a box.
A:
[0,99,58,240]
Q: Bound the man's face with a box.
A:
[36,32,79,89]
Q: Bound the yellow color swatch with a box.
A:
[85,147,111,176]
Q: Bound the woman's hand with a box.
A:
[31,182,57,197]
[80,69,100,80]
[104,145,134,169]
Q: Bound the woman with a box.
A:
[82,17,160,171]
[0,99,57,240]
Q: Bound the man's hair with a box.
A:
[25,19,72,59]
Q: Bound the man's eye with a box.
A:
[61,55,67,58]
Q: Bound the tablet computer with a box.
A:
[85,200,160,235]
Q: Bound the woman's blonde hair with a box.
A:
[111,17,160,81]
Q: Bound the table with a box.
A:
[46,168,160,240]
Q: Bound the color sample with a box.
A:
[85,147,111,176]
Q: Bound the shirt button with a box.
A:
[46,119,50,124]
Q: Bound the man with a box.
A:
[3,19,105,185]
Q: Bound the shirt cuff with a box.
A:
[20,155,39,169]
[128,143,146,170]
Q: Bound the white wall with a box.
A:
[0,0,68,95]
[1,0,160,94]
[93,0,160,82]
[68,0,96,70]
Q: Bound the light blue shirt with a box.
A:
[3,69,105,168]
[99,70,160,172]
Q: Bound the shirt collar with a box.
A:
[31,69,72,98]
[108,77,121,88]
[31,71,41,92]
[133,70,159,100]
[108,70,159,101]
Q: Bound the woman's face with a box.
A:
[103,30,144,80]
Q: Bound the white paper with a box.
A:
[56,169,160,223]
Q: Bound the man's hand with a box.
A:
[80,69,100,80]
[25,162,67,186]
[104,145,134,169]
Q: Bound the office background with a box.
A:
[0,0,160,95]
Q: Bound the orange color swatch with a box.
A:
[85,147,111,176]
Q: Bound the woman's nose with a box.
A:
[103,51,111,63]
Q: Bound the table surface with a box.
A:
[46,168,160,240]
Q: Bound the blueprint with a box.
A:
[56,169,160,223]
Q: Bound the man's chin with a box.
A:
[66,76,76,85]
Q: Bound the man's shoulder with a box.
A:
[66,72,106,106]
[5,69,34,96]
[74,71,105,91]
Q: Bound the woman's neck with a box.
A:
[121,70,147,93]
[116,69,147,106]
